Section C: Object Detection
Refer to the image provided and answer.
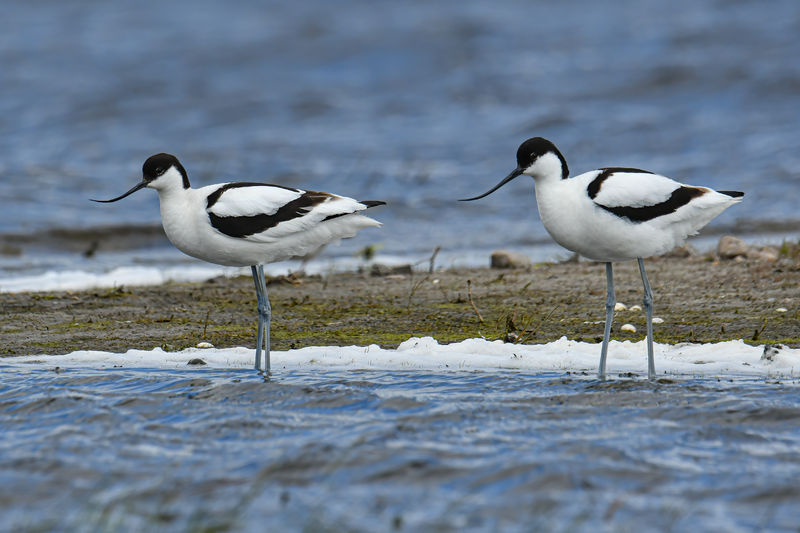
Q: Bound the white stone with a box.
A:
[620,323,637,333]
[614,302,627,312]
[490,250,532,269]
[718,235,749,259]
[747,248,779,263]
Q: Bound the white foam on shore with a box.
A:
[0,253,432,293]
[0,265,244,293]
[6,337,799,378]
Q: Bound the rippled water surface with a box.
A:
[3,3,800,529]
[2,365,799,531]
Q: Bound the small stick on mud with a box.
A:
[467,279,484,324]
[407,273,430,310]
[428,246,441,274]
[517,305,559,344]
[406,246,442,309]
[752,318,768,341]
[202,309,211,339]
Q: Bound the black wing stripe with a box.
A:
[206,182,301,209]
[587,168,655,199]
[209,191,331,238]
[597,186,706,223]
[321,200,386,222]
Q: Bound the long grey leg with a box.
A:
[598,262,615,380]
[251,266,264,371]
[258,265,271,374]
[638,258,655,380]
[251,265,272,374]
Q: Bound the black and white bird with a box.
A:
[461,137,743,379]
[93,153,385,374]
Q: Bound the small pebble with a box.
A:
[629,305,642,312]
[776,308,788,313]
[187,358,207,366]
[747,248,779,263]
[620,323,637,333]
[718,235,749,259]
[491,250,532,269]
[370,263,413,276]
[614,303,627,312]
[196,341,214,349]
[652,317,664,324]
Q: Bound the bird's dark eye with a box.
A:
[155,167,164,174]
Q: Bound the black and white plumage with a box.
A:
[93,153,385,373]
[461,137,743,379]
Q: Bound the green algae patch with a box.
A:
[1,257,799,356]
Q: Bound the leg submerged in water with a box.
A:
[251,265,272,374]
[638,258,655,380]
[599,262,615,380]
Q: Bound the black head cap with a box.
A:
[142,153,189,187]
[516,137,569,179]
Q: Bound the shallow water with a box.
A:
[2,0,800,280]
[3,3,800,527]
[2,365,799,531]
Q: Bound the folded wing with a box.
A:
[588,168,706,223]
[206,182,374,241]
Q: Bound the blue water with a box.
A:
[1,366,799,531]
[3,3,800,530]
[2,0,799,276]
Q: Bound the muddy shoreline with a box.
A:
[2,253,798,357]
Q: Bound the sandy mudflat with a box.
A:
[1,255,798,356]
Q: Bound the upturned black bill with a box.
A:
[90,180,147,203]
[459,167,524,201]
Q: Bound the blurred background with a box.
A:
[1,0,799,287]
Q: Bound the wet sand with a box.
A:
[2,254,798,357]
